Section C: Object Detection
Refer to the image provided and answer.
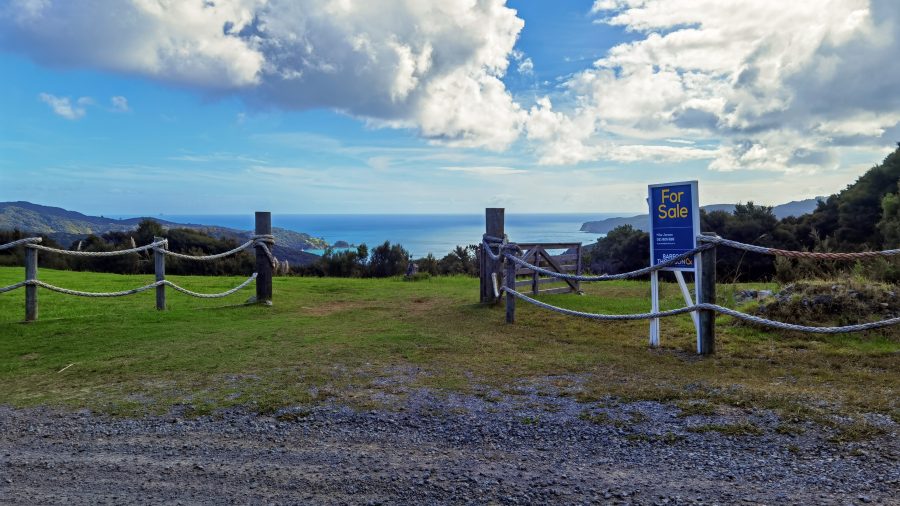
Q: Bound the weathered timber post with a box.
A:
[531,249,539,295]
[480,208,505,304]
[154,236,166,311]
[698,232,717,355]
[255,211,273,304]
[505,245,517,323]
[575,244,583,294]
[24,245,37,322]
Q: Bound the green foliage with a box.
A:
[588,225,649,275]
[0,229,70,270]
[368,241,410,277]
[294,241,480,279]
[702,203,786,282]
[435,245,479,276]
[416,253,439,275]
[1,219,255,276]
[877,186,900,248]
[309,244,369,277]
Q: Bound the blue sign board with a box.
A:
[648,181,700,271]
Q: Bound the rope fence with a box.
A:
[478,209,900,354]
[698,235,900,260]
[0,211,276,321]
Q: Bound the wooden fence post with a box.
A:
[25,246,37,322]
[575,244,583,294]
[698,232,717,355]
[255,211,273,304]
[480,208,505,304]
[154,236,166,311]
[505,245,516,323]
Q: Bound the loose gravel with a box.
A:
[0,384,897,505]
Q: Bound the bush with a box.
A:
[367,241,409,277]
[588,225,649,275]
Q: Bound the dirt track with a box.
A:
[1,388,897,505]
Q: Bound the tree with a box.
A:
[437,245,477,275]
[367,241,409,277]
[588,225,649,275]
[877,184,900,248]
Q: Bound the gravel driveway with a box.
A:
[1,386,897,505]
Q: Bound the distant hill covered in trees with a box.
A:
[580,199,824,235]
[0,201,328,266]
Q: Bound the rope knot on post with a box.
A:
[251,234,278,269]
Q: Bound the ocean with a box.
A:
[125,213,618,258]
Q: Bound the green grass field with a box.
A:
[0,266,897,435]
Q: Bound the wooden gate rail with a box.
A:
[515,243,582,295]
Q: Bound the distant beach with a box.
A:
[123,213,620,258]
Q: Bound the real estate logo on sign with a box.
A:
[648,181,700,271]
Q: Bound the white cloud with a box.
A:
[2,0,525,150]
[529,0,900,171]
[38,93,90,119]
[7,0,900,173]
[110,95,129,112]
[440,165,527,176]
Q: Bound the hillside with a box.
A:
[0,201,328,263]
[580,198,823,234]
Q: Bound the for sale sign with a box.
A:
[648,181,700,271]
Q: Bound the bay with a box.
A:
[123,213,618,258]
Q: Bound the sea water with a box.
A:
[127,213,617,258]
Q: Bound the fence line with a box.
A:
[26,238,167,257]
[0,237,42,251]
[505,286,900,334]
[492,236,713,282]
[0,211,275,321]
[480,209,900,354]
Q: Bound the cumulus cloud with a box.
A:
[7,0,899,170]
[511,49,533,75]
[1,0,525,150]
[38,93,91,119]
[523,0,900,169]
[110,95,129,112]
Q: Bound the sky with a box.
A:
[1,0,899,215]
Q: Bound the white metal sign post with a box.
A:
[647,181,701,350]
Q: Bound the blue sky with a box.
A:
[1,0,898,215]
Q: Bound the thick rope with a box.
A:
[30,279,160,297]
[159,240,254,261]
[698,235,900,260]
[0,281,27,294]
[705,303,900,333]
[251,235,278,269]
[9,234,277,266]
[156,234,276,266]
[17,275,257,299]
[504,287,900,333]
[0,237,42,250]
[26,239,167,257]
[482,239,502,261]
[163,273,257,299]
[504,287,699,320]
[504,243,712,281]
